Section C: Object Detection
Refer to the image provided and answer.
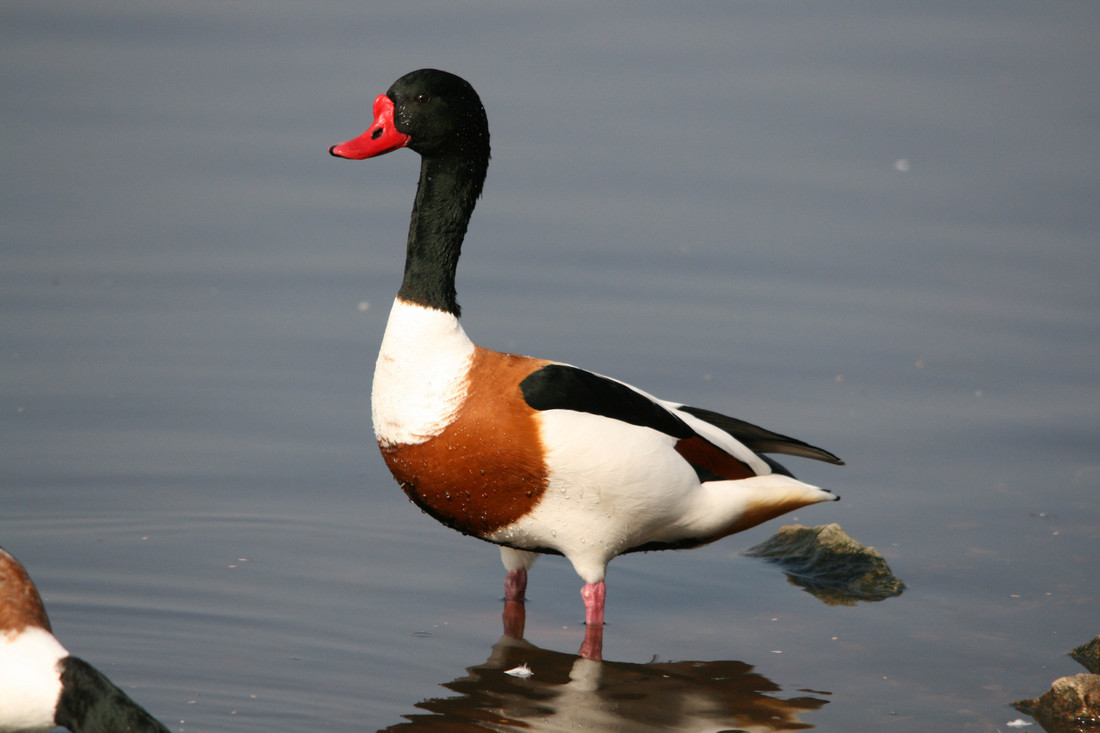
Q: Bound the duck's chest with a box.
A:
[0,627,66,731]
[371,300,475,447]
[371,300,551,536]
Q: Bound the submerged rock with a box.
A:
[1013,673,1100,732]
[1071,636,1100,675]
[744,523,905,606]
[1013,635,1100,731]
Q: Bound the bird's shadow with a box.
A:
[379,601,829,732]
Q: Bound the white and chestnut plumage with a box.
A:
[330,69,842,658]
[0,547,168,733]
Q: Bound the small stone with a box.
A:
[1013,673,1100,732]
[1071,636,1100,675]
[744,524,905,605]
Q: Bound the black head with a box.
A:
[387,69,489,158]
[328,70,492,317]
[330,69,489,162]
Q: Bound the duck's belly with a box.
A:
[488,410,703,580]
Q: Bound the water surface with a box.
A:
[3,2,1098,730]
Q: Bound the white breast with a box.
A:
[371,299,475,446]
[0,627,68,733]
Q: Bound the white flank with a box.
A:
[372,299,475,446]
[0,627,68,733]
[490,410,701,583]
[489,408,832,584]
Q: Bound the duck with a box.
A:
[0,546,169,733]
[330,69,842,658]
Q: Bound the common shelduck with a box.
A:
[0,546,169,733]
[330,69,842,658]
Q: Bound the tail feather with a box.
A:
[677,405,844,465]
[701,474,839,538]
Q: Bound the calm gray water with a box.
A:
[3,2,1098,730]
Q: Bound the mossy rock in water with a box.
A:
[1013,673,1100,732]
[1071,636,1100,675]
[744,523,905,606]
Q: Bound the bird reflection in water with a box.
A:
[382,600,829,732]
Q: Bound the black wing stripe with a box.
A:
[520,364,693,439]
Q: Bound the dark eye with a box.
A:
[416,93,431,104]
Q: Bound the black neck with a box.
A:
[54,656,170,733]
[396,150,488,316]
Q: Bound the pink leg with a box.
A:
[579,581,606,660]
[502,599,526,640]
[581,581,606,627]
[504,568,528,602]
[579,622,604,661]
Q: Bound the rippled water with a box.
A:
[3,2,1098,731]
